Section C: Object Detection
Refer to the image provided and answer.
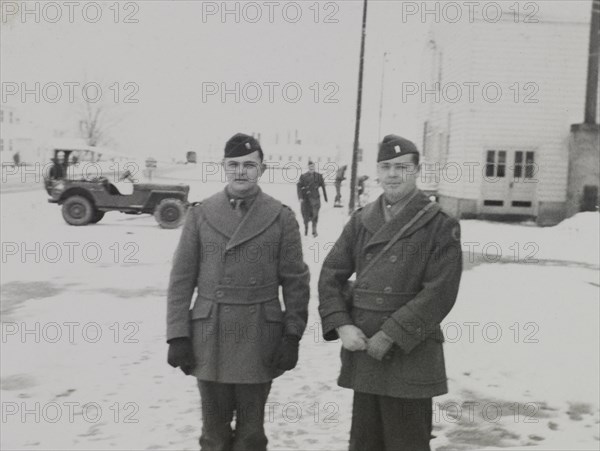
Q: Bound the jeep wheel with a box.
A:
[90,210,105,224]
[154,198,186,229]
[62,196,94,226]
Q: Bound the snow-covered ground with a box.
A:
[1,166,598,450]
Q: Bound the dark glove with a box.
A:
[272,335,300,371]
[167,337,196,375]
[366,331,394,361]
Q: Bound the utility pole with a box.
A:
[349,0,368,213]
[378,51,389,142]
[584,0,599,124]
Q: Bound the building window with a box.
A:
[327,157,331,162]
[9,140,13,151]
[9,111,13,124]
[0,139,3,151]
[0,110,3,123]
[485,150,506,178]
[288,156,293,162]
[513,151,535,179]
[525,151,535,178]
[299,156,302,162]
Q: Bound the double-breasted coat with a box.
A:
[167,188,310,384]
[297,172,327,224]
[318,190,462,398]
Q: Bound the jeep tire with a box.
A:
[154,198,186,229]
[90,210,105,224]
[62,195,94,226]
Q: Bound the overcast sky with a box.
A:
[1,0,592,162]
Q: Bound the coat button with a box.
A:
[389,255,398,263]
[365,253,373,261]
[216,290,224,298]
[383,286,392,294]
[249,277,257,285]
[249,306,256,313]
[376,297,384,305]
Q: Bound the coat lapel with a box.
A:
[226,190,282,251]
[202,190,240,239]
[363,191,437,250]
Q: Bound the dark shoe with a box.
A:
[304,225,308,236]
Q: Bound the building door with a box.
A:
[481,150,537,215]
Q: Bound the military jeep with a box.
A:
[44,148,190,228]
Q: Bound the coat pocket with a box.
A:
[189,302,214,367]
[396,337,447,385]
[261,301,284,367]
[190,300,213,320]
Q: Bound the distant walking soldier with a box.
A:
[334,164,347,208]
[297,160,328,237]
[167,133,310,451]
[318,134,463,451]
[357,175,369,207]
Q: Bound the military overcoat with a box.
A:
[318,190,462,398]
[167,189,310,383]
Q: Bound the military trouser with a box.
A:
[300,198,321,233]
[334,180,342,204]
[198,380,272,451]
[349,392,432,451]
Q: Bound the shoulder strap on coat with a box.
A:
[358,202,440,278]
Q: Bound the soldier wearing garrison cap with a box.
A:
[167,133,310,451]
[297,160,328,237]
[318,134,463,450]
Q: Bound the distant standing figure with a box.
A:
[12,151,20,167]
[49,156,65,179]
[357,175,369,207]
[297,160,328,237]
[334,164,347,208]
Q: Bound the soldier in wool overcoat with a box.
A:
[318,135,462,451]
[167,133,310,451]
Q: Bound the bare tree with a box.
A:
[75,78,125,147]
[77,99,120,147]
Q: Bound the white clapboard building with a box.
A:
[419,2,596,225]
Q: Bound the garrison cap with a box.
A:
[224,133,263,159]
[377,134,419,162]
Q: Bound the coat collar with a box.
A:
[202,188,283,251]
[362,190,438,249]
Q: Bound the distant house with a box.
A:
[419,3,595,225]
[0,105,37,164]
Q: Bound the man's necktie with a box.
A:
[230,198,246,217]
